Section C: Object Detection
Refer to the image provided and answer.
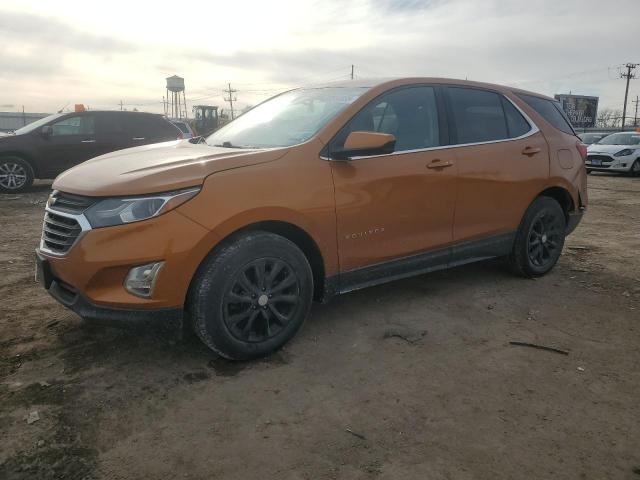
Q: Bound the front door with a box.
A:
[328,85,457,273]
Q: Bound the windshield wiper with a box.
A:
[213,141,248,149]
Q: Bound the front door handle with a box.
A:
[81,139,95,143]
[132,137,145,141]
[427,159,453,169]
[522,146,541,156]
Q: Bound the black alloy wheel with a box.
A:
[223,258,301,343]
[508,196,566,277]
[527,211,562,269]
[189,231,313,360]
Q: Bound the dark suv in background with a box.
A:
[0,111,181,192]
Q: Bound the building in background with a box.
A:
[554,94,599,128]
[0,111,49,133]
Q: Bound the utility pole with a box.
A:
[119,100,123,111]
[224,83,237,119]
[351,64,354,80]
[22,105,25,126]
[620,63,637,130]
[633,95,639,127]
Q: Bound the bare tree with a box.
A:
[596,108,624,128]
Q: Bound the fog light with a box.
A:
[124,262,164,298]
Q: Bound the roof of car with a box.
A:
[307,77,555,101]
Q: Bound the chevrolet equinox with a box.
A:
[36,78,588,360]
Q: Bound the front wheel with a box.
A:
[188,231,313,360]
[0,157,34,193]
[508,197,566,277]
[631,160,640,177]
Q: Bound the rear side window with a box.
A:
[447,87,509,144]
[332,86,441,152]
[124,114,178,139]
[517,93,575,135]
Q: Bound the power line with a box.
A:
[620,63,637,129]
[223,83,237,119]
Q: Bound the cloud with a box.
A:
[0,10,135,55]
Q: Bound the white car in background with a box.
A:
[586,132,640,176]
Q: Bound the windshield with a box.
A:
[206,87,369,148]
[13,113,64,135]
[597,133,640,145]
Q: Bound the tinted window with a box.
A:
[517,93,575,135]
[172,122,190,134]
[501,97,531,137]
[51,115,95,136]
[122,114,176,139]
[448,87,508,144]
[97,113,126,134]
[333,86,440,152]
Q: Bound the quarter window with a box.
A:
[332,86,441,153]
[517,93,575,135]
[51,116,95,136]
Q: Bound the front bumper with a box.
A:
[36,207,216,321]
[585,155,634,172]
[37,251,183,327]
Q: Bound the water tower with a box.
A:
[165,75,188,119]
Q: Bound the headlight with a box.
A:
[614,148,636,157]
[84,187,200,228]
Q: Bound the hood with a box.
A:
[587,144,637,155]
[53,140,288,196]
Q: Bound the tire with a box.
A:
[188,231,313,360]
[631,160,640,177]
[508,196,566,278]
[586,169,592,174]
[0,156,34,193]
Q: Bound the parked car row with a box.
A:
[0,111,183,192]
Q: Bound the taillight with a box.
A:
[576,141,588,161]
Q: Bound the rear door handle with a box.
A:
[522,146,541,156]
[427,159,453,169]
[81,139,95,143]
[132,137,145,141]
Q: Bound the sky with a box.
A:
[1,0,639,116]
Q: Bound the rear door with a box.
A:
[444,86,549,249]
[36,113,100,175]
[329,85,457,272]
[134,114,181,144]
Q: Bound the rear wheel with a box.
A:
[189,231,313,360]
[0,157,34,193]
[508,196,566,277]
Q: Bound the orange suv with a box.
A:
[35,78,587,360]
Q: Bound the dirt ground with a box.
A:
[1,173,639,480]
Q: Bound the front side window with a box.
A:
[332,86,441,152]
[448,87,510,144]
[206,87,369,148]
[51,115,95,136]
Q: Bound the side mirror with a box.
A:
[41,126,53,137]
[332,131,396,160]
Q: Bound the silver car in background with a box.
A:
[586,132,640,175]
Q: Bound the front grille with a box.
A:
[42,212,82,254]
[49,191,95,214]
[587,154,613,163]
